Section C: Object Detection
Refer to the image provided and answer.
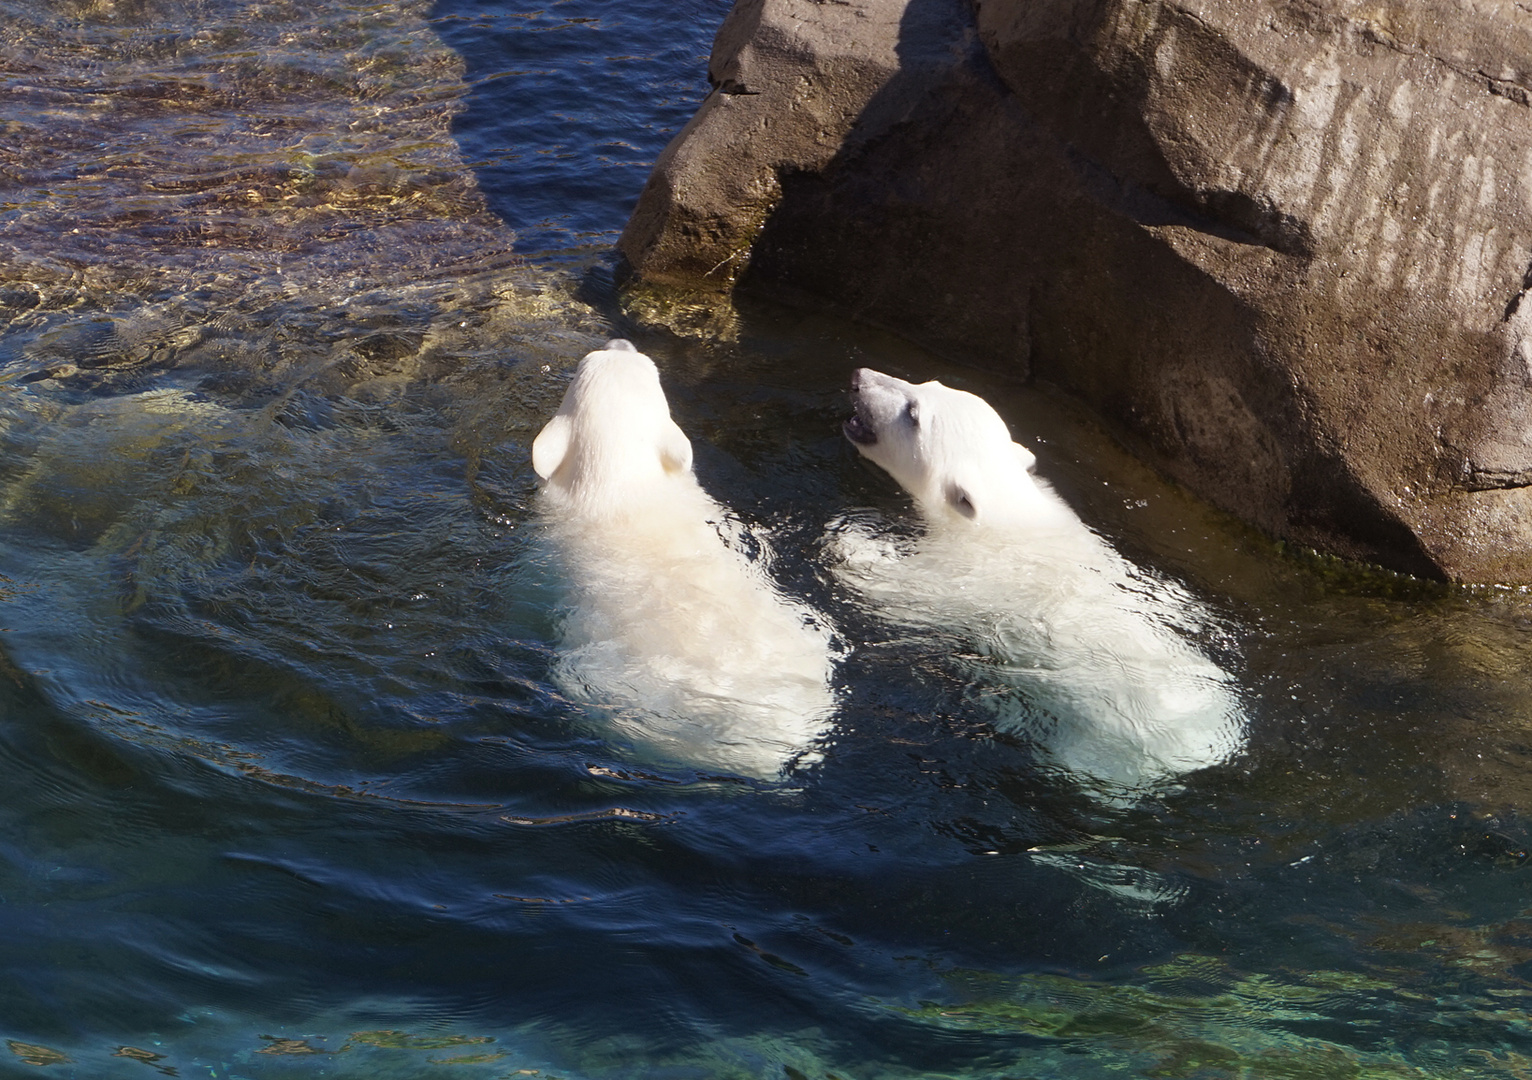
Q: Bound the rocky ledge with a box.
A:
[618,0,1532,583]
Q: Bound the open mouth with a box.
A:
[843,408,878,446]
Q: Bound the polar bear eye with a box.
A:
[903,399,920,427]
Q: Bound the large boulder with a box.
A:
[618,0,1532,583]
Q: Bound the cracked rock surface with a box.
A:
[619,0,1532,583]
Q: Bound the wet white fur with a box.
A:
[532,340,835,778]
[838,368,1243,796]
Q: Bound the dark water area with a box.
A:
[436,0,727,256]
[3,1,1532,1078]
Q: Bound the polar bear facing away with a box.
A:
[532,340,836,778]
[838,368,1244,796]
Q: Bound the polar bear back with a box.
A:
[835,519,1242,788]
[553,506,836,776]
[531,340,836,777]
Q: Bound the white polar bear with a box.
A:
[531,339,837,778]
[837,367,1244,796]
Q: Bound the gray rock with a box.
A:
[618,0,1532,583]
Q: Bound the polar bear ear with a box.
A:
[944,480,978,520]
[658,418,694,475]
[1013,441,1037,472]
[531,414,573,480]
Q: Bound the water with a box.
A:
[2,1,1532,1077]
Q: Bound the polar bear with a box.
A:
[837,367,1244,796]
[531,340,837,778]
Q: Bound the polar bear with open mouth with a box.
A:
[837,368,1244,796]
[531,339,836,778]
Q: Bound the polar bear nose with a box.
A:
[850,368,868,391]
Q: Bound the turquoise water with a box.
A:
[3,1,1532,1078]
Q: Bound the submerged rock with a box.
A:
[0,0,620,404]
[619,0,1532,583]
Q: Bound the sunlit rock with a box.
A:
[620,0,1532,583]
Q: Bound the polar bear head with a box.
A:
[532,340,695,513]
[844,368,1063,528]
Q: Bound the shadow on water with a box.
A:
[430,0,728,260]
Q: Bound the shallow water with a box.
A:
[4,1,1532,1078]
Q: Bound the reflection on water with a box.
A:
[3,0,1532,1077]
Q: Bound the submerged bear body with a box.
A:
[839,368,1244,795]
[532,340,836,777]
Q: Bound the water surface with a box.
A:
[2,2,1532,1078]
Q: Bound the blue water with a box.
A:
[2,1,1532,1078]
[437,0,729,256]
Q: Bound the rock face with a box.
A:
[618,0,1532,583]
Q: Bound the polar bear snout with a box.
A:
[844,369,881,446]
[843,406,878,446]
[844,368,917,448]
